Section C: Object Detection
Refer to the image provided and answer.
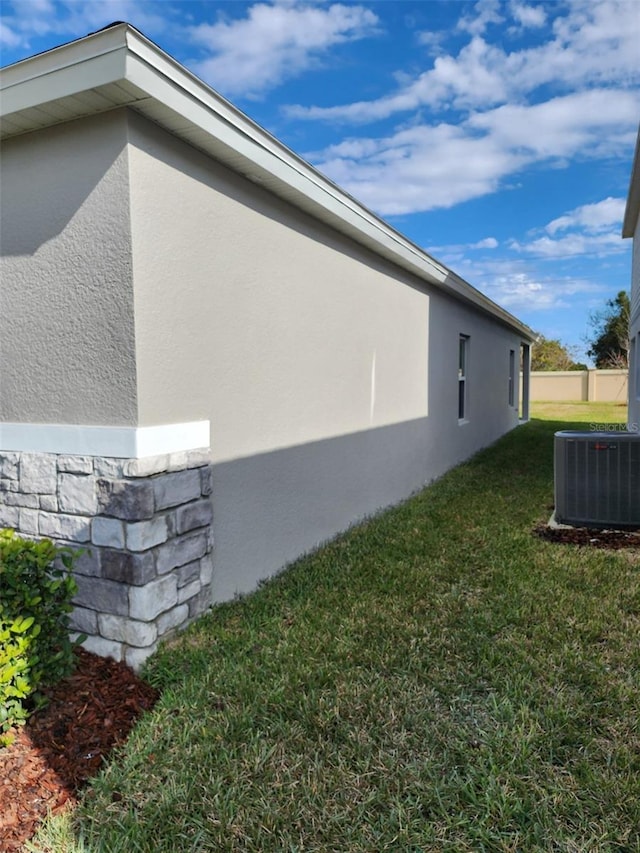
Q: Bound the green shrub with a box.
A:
[0,615,39,743]
[0,529,83,744]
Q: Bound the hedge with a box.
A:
[0,529,83,745]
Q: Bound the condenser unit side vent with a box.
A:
[554,431,640,529]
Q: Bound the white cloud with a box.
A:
[545,197,626,235]
[286,0,640,123]
[1,0,380,97]
[428,237,498,255]
[310,89,639,216]
[0,0,168,49]
[509,196,629,259]
[473,237,499,249]
[64,0,168,31]
[510,2,546,29]
[1,0,58,45]
[467,89,639,160]
[0,19,24,48]
[457,0,504,36]
[416,28,445,53]
[427,195,630,326]
[511,231,626,259]
[286,34,510,121]
[488,275,562,310]
[188,2,379,97]
[507,0,640,93]
[452,260,603,314]
[314,120,528,214]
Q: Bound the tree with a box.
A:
[586,290,630,369]
[531,335,586,371]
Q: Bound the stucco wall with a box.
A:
[529,370,628,403]
[127,113,429,458]
[530,371,587,402]
[126,112,524,599]
[0,111,137,426]
[1,108,527,606]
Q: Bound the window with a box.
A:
[520,342,531,421]
[458,335,469,421]
[508,349,515,407]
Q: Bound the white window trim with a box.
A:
[508,348,516,408]
[458,334,469,424]
[634,333,640,401]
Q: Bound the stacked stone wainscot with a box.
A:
[0,449,213,670]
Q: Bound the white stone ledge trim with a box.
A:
[0,421,210,458]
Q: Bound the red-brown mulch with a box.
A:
[0,647,159,852]
[534,524,640,550]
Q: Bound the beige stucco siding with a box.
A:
[0,111,137,426]
[127,113,430,463]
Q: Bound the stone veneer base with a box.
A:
[0,448,214,670]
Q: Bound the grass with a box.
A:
[530,400,629,425]
[29,403,639,853]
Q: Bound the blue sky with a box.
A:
[2,0,639,363]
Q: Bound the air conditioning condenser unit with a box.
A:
[554,431,640,529]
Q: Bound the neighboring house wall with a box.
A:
[625,128,639,427]
[127,112,524,599]
[629,213,640,425]
[529,370,628,403]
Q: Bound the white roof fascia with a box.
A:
[0,28,130,114]
[1,23,535,341]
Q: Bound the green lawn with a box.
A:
[30,404,639,852]
[530,400,629,425]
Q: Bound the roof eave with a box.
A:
[0,25,130,112]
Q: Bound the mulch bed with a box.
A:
[534,524,640,550]
[0,647,159,852]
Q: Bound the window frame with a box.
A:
[633,333,640,401]
[458,334,469,422]
[508,348,516,407]
[520,342,531,421]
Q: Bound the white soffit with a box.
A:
[0,23,535,340]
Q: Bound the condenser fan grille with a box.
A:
[555,432,640,528]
